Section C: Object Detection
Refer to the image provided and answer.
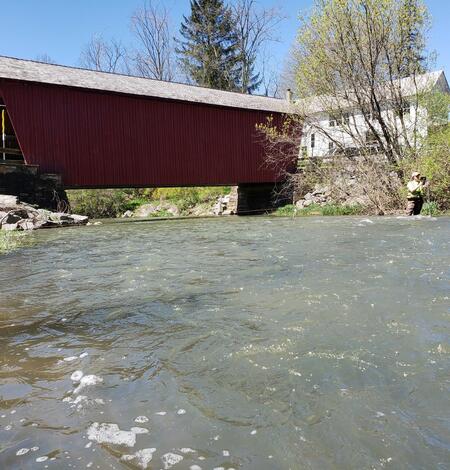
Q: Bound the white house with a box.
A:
[297,70,449,158]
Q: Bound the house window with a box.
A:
[395,101,410,118]
[310,133,315,148]
[330,113,351,126]
[328,141,334,150]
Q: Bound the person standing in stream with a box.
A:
[406,171,428,216]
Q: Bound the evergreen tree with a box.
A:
[176,0,241,91]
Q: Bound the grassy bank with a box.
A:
[274,202,447,217]
[0,231,32,254]
[274,203,366,217]
[67,187,231,219]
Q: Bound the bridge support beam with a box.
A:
[234,183,292,215]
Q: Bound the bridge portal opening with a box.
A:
[1,100,24,162]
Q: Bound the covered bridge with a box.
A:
[0,56,294,211]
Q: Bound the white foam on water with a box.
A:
[130,427,149,434]
[121,448,156,469]
[16,448,30,456]
[63,356,78,362]
[213,435,220,441]
[36,456,48,462]
[134,416,149,423]
[10,410,16,414]
[71,370,84,382]
[198,456,205,460]
[72,395,89,409]
[162,453,183,469]
[223,450,230,457]
[213,467,225,470]
[86,463,93,468]
[190,466,202,470]
[87,423,136,447]
[179,448,196,454]
[85,442,92,449]
[250,429,257,435]
[73,375,103,394]
[79,352,89,359]
[31,447,39,452]
[177,409,186,415]
[155,411,167,416]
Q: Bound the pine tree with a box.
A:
[176,0,241,91]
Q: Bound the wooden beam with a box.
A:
[2,148,23,155]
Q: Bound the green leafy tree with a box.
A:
[293,0,431,164]
[176,0,241,90]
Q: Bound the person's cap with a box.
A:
[411,171,420,177]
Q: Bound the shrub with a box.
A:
[67,189,132,218]
[422,201,440,216]
[401,124,450,211]
[67,186,232,218]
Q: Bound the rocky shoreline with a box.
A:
[0,195,89,231]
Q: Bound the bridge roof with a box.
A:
[0,55,291,114]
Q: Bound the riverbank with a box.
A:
[67,186,234,219]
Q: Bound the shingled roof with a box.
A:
[0,55,291,113]
[297,70,449,115]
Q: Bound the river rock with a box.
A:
[0,194,20,209]
[0,194,89,231]
[133,203,179,218]
[213,194,233,215]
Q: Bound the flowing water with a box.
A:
[0,216,449,470]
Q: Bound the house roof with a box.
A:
[0,55,292,114]
[297,70,449,115]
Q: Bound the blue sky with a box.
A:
[2,0,449,76]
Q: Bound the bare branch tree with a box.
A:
[259,49,280,97]
[80,34,128,73]
[232,0,285,94]
[278,42,298,98]
[35,54,56,64]
[130,0,175,81]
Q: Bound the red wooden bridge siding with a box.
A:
[0,79,284,188]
